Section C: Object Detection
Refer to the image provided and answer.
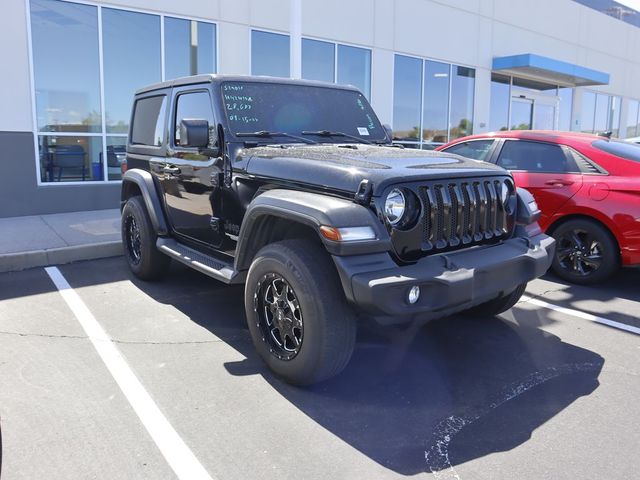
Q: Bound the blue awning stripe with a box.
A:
[492,53,610,85]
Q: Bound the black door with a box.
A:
[153,87,223,246]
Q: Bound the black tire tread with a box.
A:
[245,239,356,385]
[550,218,619,285]
[121,196,170,281]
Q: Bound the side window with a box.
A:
[497,140,579,173]
[130,95,167,146]
[444,140,494,161]
[174,90,215,146]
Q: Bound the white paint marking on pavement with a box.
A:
[424,362,602,479]
[44,266,215,480]
[520,295,640,335]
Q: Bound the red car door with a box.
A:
[496,139,583,228]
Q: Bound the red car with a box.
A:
[437,131,640,284]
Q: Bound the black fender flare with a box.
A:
[234,189,391,271]
[121,169,169,235]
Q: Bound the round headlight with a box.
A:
[385,188,406,226]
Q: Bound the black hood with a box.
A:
[243,144,508,196]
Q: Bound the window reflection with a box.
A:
[302,38,334,83]
[489,74,510,132]
[30,0,101,133]
[165,18,216,80]
[558,87,573,131]
[106,137,127,181]
[581,91,596,133]
[39,136,103,182]
[627,100,639,137]
[422,60,450,143]
[337,45,371,99]
[450,66,475,139]
[102,8,161,133]
[251,30,290,78]
[392,55,422,141]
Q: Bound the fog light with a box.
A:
[408,285,420,304]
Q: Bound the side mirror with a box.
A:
[179,119,210,148]
[383,124,393,141]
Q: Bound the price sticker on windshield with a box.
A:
[357,127,370,136]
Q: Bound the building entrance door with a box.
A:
[511,88,559,130]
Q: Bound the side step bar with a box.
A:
[156,238,245,284]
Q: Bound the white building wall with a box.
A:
[3,0,640,134]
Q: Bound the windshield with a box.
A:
[221,81,386,143]
[592,139,640,163]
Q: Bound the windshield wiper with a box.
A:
[301,130,374,145]
[236,130,316,144]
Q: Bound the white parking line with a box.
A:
[520,295,640,335]
[45,266,215,480]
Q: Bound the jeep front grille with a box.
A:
[419,177,513,252]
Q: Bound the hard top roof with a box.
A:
[135,74,361,95]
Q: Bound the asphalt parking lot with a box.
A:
[1,257,639,480]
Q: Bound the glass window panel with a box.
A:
[422,60,450,143]
[610,96,621,137]
[594,93,610,133]
[581,91,596,133]
[174,91,215,145]
[443,139,494,161]
[449,66,475,139]
[302,38,335,83]
[558,87,573,131]
[497,140,577,173]
[103,8,161,134]
[106,136,127,181]
[165,18,216,80]
[39,135,103,182]
[337,45,371,99]
[489,73,510,132]
[392,55,422,141]
[251,30,290,78]
[30,0,101,133]
[130,95,166,146]
[510,99,533,130]
[627,100,640,138]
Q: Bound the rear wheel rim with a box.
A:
[125,214,142,265]
[254,273,304,361]
[556,228,603,277]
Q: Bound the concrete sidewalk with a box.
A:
[0,209,122,273]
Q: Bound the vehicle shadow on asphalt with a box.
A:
[120,260,605,477]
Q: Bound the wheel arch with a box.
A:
[546,213,621,257]
[121,169,169,236]
[234,189,391,272]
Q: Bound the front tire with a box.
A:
[244,239,356,385]
[550,218,619,285]
[121,195,170,280]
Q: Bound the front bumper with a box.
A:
[333,233,555,323]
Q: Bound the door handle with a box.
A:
[162,165,181,175]
[544,179,573,187]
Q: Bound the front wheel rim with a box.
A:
[125,214,142,265]
[254,273,304,361]
[556,228,603,276]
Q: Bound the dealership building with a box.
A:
[2,0,640,217]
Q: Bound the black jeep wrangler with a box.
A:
[121,75,554,385]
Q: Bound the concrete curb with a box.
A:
[0,241,123,273]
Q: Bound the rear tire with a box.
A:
[550,218,619,285]
[244,239,356,385]
[121,195,170,280]
[464,283,527,317]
